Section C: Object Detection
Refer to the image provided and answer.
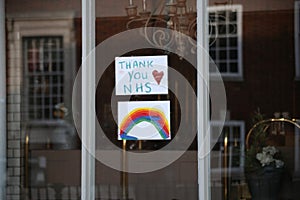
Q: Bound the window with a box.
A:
[208,5,243,79]
[211,120,245,177]
[7,14,76,123]
[23,36,64,120]
[295,1,300,79]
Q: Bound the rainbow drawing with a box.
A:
[119,106,171,140]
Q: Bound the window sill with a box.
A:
[210,74,244,82]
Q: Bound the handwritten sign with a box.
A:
[118,101,171,140]
[115,55,168,95]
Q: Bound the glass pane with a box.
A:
[4,0,203,199]
[208,1,300,200]
[93,1,199,200]
[4,0,299,200]
[209,6,241,76]
[5,1,81,199]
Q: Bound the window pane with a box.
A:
[209,2,300,200]
[5,2,81,200]
[23,36,64,120]
[209,5,242,77]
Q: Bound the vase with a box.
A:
[246,166,283,200]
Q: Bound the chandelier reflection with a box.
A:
[125,0,197,58]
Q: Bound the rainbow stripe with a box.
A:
[119,107,170,140]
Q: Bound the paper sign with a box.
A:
[118,101,171,140]
[115,55,168,95]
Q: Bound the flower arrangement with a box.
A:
[256,146,284,168]
[245,110,284,173]
[245,110,285,200]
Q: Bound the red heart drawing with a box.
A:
[152,70,164,85]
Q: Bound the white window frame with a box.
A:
[79,1,210,199]
[295,1,300,79]
[23,36,65,120]
[7,12,76,123]
[210,120,245,178]
[208,5,243,80]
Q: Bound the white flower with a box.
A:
[262,146,278,156]
[255,146,284,168]
[275,159,284,168]
[256,152,274,167]
[256,153,264,161]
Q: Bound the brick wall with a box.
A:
[6,15,75,200]
[222,9,299,128]
[6,19,22,200]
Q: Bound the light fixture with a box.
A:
[125,0,197,58]
[125,0,238,60]
[126,0,196,35]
